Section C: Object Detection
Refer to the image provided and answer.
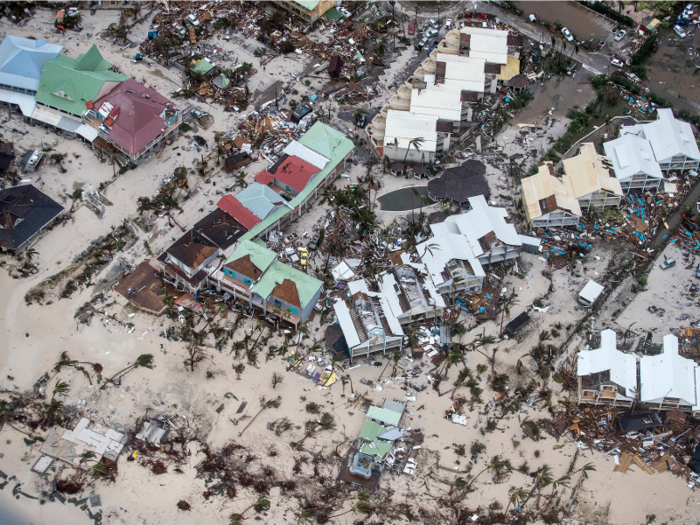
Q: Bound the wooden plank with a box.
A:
[236,401,248,414]
[614,452,632,473]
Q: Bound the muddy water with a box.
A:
[646,29,700,109]
[513,70,597,124]
[516,1,615,41]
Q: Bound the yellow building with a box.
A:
[272,0,337,23]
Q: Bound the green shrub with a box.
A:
[632,35,659,65]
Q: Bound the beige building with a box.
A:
[272,0,337,23]
[562,143,623,212]
[522,161,582,228]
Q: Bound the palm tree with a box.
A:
[330,492,372,518]
[466,456,512,490]
[229,498,271,525]
[239,396,281,436]
[623,322,637,344]
[419,242,440,260]
[498,291,520,337]
[68,188,82,213]
[402,137,425,166]
[452,322,467,346]
[72,451,96,482]
[447,476,467,496]
[354,108,368,129]
[23,247,38,265]
[505,488,529,514]
[101,354,154,390]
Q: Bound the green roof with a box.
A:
[239,123,353,242]
[324,7,343,20]
[358,420,392,460]
[292,0,320,10]
[225,240,276,272]
[250,260,322,310]
[298,121,354,162]
[35,45,127,116]
[367,406,402,427]
[192,58,215,75]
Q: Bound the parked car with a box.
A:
[614,29,627,41]
[682,211,697,223]
[674,25,687,37]
[424,27,438,38]
[428,42,438,53]
[696,263,700,279]
[300,249,309,266]
[285,232,299,243]
[683,219,698,232]
[308,233,321,251]
[528,14,537,22]
[428,19,438,29]
[418,36,428,48]
[611,57,624,68]
[562,27,574,41]
[191,108,207,119]
[660,257,676,270]
[408,22,415,35]
[338,6,351,18]
[186,14,200,27]
[445,18,453,29]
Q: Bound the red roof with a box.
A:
[253,155,319,193]
[217,195,262,231]
[94,78,177,156]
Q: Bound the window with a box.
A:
[274,299,282,307]
[290,307,298,315]
[243,277,251,285]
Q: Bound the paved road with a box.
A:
[650,178,700,249]
[396,1,614,75]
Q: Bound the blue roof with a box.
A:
[0,35,63,92]
[235,182,287,220]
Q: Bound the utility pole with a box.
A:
[275,86,278,110]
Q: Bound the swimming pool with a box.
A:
[377,186,435,211]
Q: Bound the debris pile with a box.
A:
[568,406,700,484]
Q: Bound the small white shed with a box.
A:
[579,280,604,306]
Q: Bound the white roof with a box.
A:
[577,330,638,393]
[282,140,329,170]
[460,26,509,64]
[620,109,700,164]
[410,87,462,123]
[384,110,437,152]
[579,331,700,408]
[417,195,520,287]
[436,53,486,93]
[639,334,698,406]
[603,134,663,183]
[0,89,35,116]
[333,301,361,348]
[579,280,604,304]
[331,261,356,281]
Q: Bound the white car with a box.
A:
[424,27,438,38]
[674,25,687,38]
[562,27,573,41]
[428,19,438,29]
[614,29,627,41]
[186,14,200,27]
[611,57,624,68]
[445,18,453,29]
[529,14,537,22]
[338,7,351,18]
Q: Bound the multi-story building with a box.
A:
[0,35,62,116]
[417,195,522,296]
[603,133,663,192]
[82,78,180,163]
[578,330,700,414]
[271,0,337,23]
[620,108,700,173]
[562,143,623,212]
[522,161,582,228]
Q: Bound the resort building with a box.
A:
[522,161,582,228]
[562,143,623,212]
[603,134,663,192]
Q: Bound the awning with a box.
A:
[324,7,343,20]
[30,106,96,142]
[0,90,36,117]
